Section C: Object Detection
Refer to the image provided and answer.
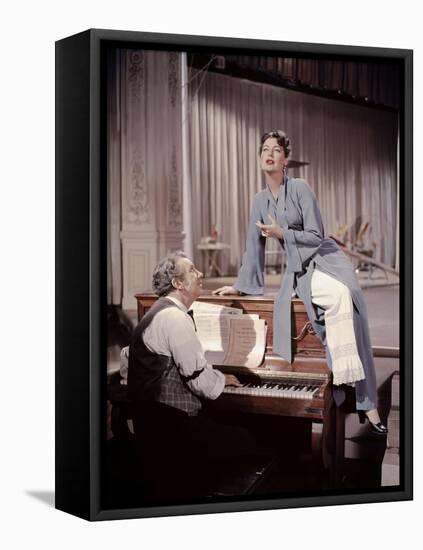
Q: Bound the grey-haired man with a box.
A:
[128,252,254,476]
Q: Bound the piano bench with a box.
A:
[136,450,277,501]
[104,434,276,505]
[204,452,277,498]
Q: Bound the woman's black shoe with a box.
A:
[358,412,388,435]
[368,421,388,435]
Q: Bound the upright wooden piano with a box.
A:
[135,292,346,487]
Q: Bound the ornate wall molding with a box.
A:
[118,50,184,306]
[168,146,182,227]
[128,156,149,225]
[128,50,145,101]
[124,49,150,225]
[168,52,179,109]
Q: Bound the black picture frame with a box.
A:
[55,28,413,521]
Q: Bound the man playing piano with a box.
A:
[127,251,256,491]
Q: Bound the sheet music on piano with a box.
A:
[191,301,267,368]
[223,316,267,368]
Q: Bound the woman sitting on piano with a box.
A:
[213,130,387,435]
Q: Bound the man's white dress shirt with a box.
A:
[142,296,225,400]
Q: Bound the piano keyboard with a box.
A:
[223,382,319,399]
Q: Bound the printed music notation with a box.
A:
[191,301,267,368]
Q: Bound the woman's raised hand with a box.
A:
[255,214,284,240]
[212,286,239,296]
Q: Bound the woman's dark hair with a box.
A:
[152,251,187,297]
[259,130,292,158]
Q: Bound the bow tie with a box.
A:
[187,309,197,331]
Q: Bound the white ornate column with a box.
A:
[120,50,184,310]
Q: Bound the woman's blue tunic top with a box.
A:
[233,176,377,408]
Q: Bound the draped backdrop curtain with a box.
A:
[107,53,398,305]
[188,70,398,275]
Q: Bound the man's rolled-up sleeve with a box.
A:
[165,313,225,400]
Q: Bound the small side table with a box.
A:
[197,242,230,277]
